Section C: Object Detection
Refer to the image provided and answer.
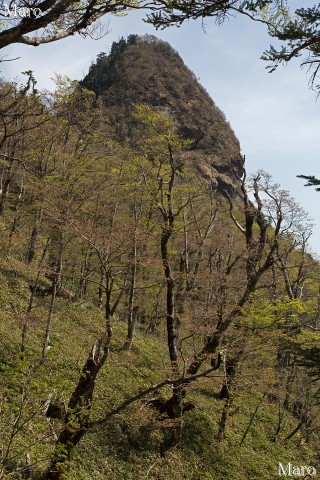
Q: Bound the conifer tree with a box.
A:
[297,175,320,191]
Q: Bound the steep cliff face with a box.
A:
[81,34,243,193]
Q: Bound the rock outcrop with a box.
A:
[81,34,244,194]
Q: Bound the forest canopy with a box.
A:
[0,53,319,477]
[0,1,320,477]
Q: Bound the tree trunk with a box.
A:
[98,268,104,308]
[218,354,240,400]
[45,331,111,479]
[22,238,50,355]
[42,231,63,359]
[77,248,92,298]
[123,306,139,352]
[0,154,14,216]
[45,267,116,478]
[26,203,44,264]
[217,395,233,442]
[8,175,24,249]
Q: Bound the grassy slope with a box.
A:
[0,259,317,480]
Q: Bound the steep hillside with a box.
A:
[0,55,319,480]
[0,260,317,480]
[81,34,243,194]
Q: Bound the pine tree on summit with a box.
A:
[1,0,319,96]
[297,175,320,191]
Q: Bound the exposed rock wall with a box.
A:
[81,34,244,194]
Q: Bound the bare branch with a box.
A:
[89,358,223,429]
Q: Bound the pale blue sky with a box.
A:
[1,3,319,253]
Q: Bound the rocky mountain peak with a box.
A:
[81,34,244,193]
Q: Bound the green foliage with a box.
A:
[241,296,311,329]
[282,329,320,383]
[0,53,319,479]
[147,0,275,28]
[261,4,320,90]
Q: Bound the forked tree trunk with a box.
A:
[45,267,121,479]
[157,154,185,450]
[188,173,279,376]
